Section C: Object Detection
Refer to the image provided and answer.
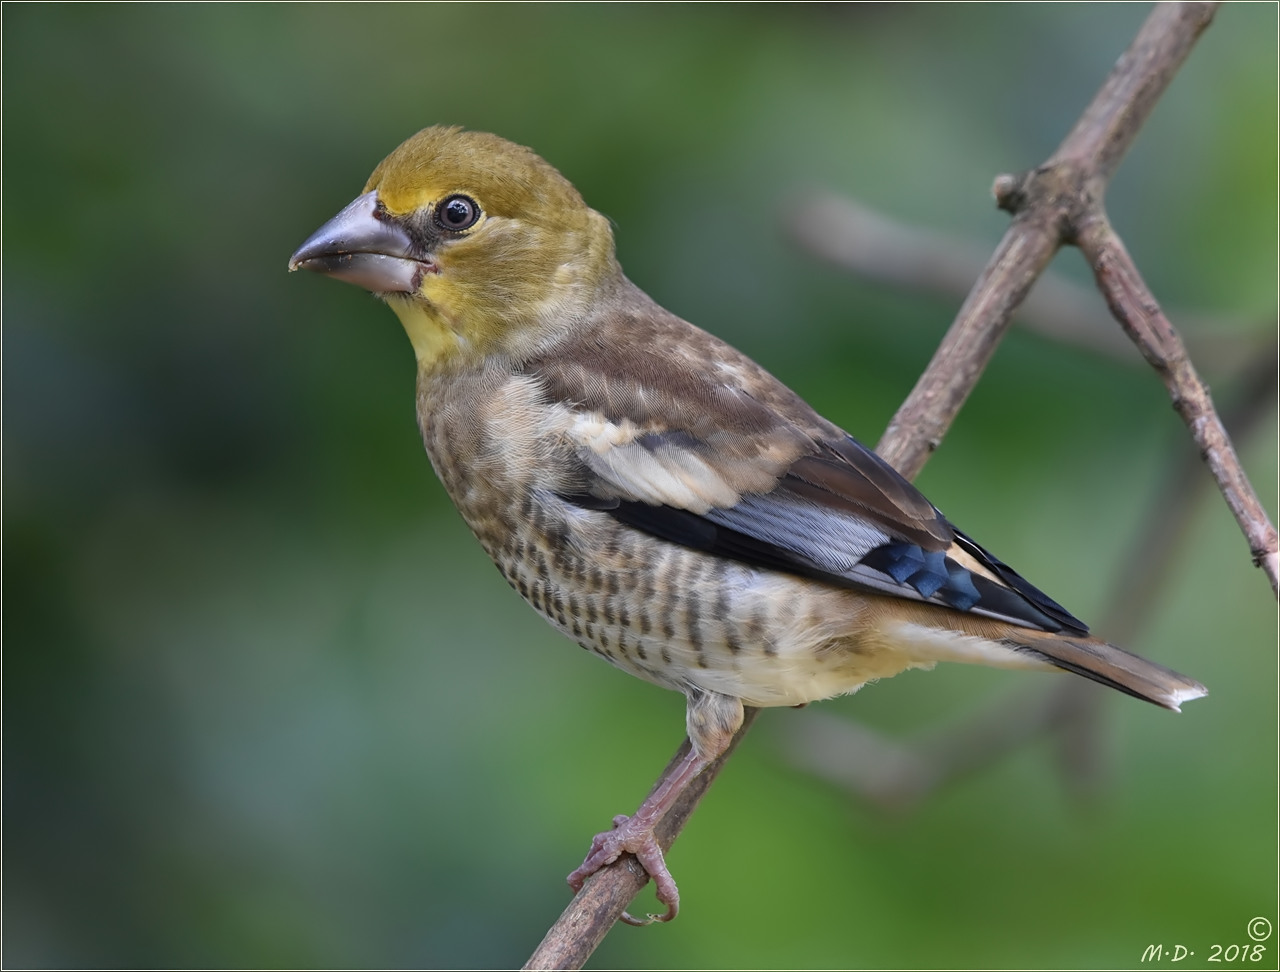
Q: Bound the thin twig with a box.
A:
[1076,216,1280,594]
[523,709,760,970]
[1048,4,1218,182]
[874,216,1060,477]
[1098,351,1279,645]
[879,2,1220,479]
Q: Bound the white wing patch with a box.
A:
[584,437,741,512]
[563,405,744,512]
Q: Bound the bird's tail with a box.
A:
[1014,632,1206,712]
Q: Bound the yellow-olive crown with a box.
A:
[366,126,589,227]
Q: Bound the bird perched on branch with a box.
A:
[289,126,1206,924]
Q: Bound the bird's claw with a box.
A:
[566,813,681,924]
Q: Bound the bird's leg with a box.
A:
[566,690,743,924]
[566,746,708,924]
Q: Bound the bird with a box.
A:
[289,125,1207,924]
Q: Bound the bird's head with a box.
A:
[290,126,618,369]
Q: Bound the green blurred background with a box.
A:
[5,4,1276,969]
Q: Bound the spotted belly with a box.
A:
[469,489,927,708]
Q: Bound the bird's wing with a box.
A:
[524,314,1086,636]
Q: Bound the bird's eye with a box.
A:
[436,194,481,231]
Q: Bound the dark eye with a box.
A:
[436,194,481,231]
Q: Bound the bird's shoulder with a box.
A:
[513,278,946,542]
[530,279,829,445]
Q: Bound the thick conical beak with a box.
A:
[289,191,432,294]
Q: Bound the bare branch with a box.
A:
[1049,3,1218,180]
[1077,215,1280,594]
[784,192,1262,375]
[883,2,1275,592]
[874,213,1060,478]
[879,3,1219,479]
[787,192,1139,360]
[524,709,760,970]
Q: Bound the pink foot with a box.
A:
[566,813,681,924]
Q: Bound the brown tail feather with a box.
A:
[1015,634,1207,712]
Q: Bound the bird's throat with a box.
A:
[387,297,465,371]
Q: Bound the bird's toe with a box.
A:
[565,813,682,923]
